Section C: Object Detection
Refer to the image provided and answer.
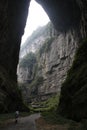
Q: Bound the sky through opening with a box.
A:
[21,0,50,45]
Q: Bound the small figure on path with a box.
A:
[15,110,19,123]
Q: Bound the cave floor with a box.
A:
[0,113,40,130]
[36,117,69,130]
[0,113,82,130]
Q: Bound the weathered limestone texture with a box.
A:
[18,26,79,101]
[37,30,79,94]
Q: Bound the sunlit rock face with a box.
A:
[19,23,57,58]
[18,23,58,83]
[18,23,79,104]
[37,30,79,94]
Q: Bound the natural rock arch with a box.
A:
[0,0,87,120]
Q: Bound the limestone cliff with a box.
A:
[18,22,58,83]
[20,22,57,58]
[18,23,79,103]
[37,30,79,94]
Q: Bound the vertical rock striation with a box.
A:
[37,30,79,94]
[18,23,80,103]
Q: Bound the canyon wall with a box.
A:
[0,0,30,112]
[37,30,79,94]
[18,23,79,103]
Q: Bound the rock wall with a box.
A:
[20,23,57,58]
[37,30,79,94]
[18,22,58,83]
[58,39,87,121]
[36,0,81,31]
[0,0,30,112]
[18,24,80,103]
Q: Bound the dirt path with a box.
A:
[0,113,40,130]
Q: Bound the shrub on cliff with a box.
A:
[19,52,36,68]
[29,76,43,95]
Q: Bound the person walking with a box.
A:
[15,110,19,123]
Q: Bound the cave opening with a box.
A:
[17,0,50,77]
[17,0,81,114]
[17,0,53,106]
[0,0,87,127]
[21,0,50,46]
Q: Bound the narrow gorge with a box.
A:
[18,22,79,104]
[0,0,87,122]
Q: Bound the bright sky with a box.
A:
[21,0,50,45]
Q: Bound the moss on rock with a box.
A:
[58,39,87,121]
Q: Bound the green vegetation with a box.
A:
[68,120,87,130]
[42,110,73,125]
[28,76,43,89]
[39,37,54,56]
[30,93,60,112]
[38,94,72,125]
[19,52,36,68]
[58,39,87,120]
[28,76,43,96]
[36,39,87,129]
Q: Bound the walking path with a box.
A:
[0,113,40,130]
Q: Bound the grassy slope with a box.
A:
[30,94,60,112]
